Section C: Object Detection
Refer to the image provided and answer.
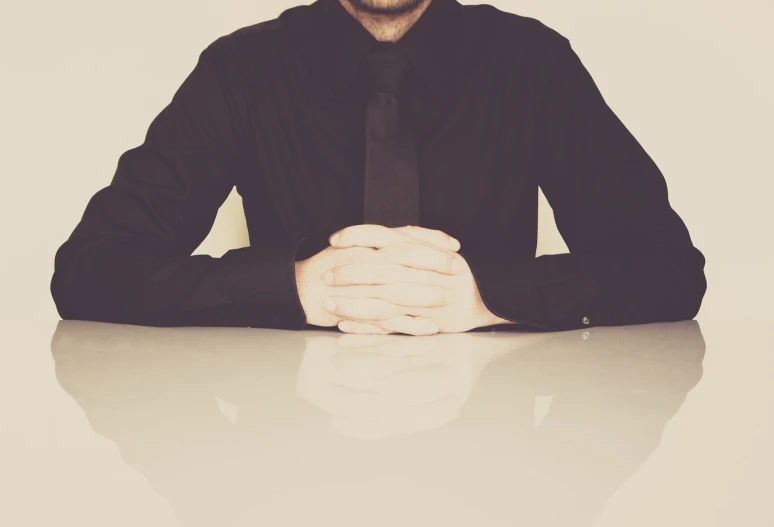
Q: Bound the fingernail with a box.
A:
[444,290,454,304]
[330,233,339,245]
[450,237,461,250]
[451,259,462,273]
[324,298,336,311]
[323,270,334,284]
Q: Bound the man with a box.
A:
[51,0,707,335]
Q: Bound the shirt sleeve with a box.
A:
[51,43,309,329]
[461,40,707,331]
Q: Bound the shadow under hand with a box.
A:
[51,320,704,527]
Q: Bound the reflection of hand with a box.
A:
[296,332,510,440]
[323,225,511,335]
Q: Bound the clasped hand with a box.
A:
[295,225,509,335]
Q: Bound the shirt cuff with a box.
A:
[217,239,311,330]
[459,248,601,331]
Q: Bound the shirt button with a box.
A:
[582,316,591,326]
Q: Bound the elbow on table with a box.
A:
[50,244,126,324]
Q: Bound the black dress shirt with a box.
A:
[51,0,707,331]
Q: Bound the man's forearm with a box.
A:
[52,233,308,329]
[462,248,705,331]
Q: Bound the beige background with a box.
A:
[1,0,772,322]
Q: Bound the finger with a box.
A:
[338,320,392,335]
[401,306,433,318]
[351,243,462,274]
[324,297,404,321]
[378,315,440,336]
[380,283,453,307]
[337,284,452,308]
[394,225,460,252]
[329,224,404,249]
[326,263,443,286]
[330,224,456,252]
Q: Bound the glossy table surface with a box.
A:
[2,319,773,526]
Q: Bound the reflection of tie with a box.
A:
[360,43,420,227]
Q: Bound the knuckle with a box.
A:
[396,226,422,243]
[449,253,463,272]
[444,254,456,272]
[434,286,449,306]
[332,267,347,284]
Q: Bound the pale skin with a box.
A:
[295,225,513,335]
[295,0,514,336]
[339,0,433,42]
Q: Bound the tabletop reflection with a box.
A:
[51,321,705,527]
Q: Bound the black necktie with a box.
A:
[360,43,421,227]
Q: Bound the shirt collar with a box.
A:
[312,0,463,101]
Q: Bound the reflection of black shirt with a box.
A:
[51,0,706,331]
